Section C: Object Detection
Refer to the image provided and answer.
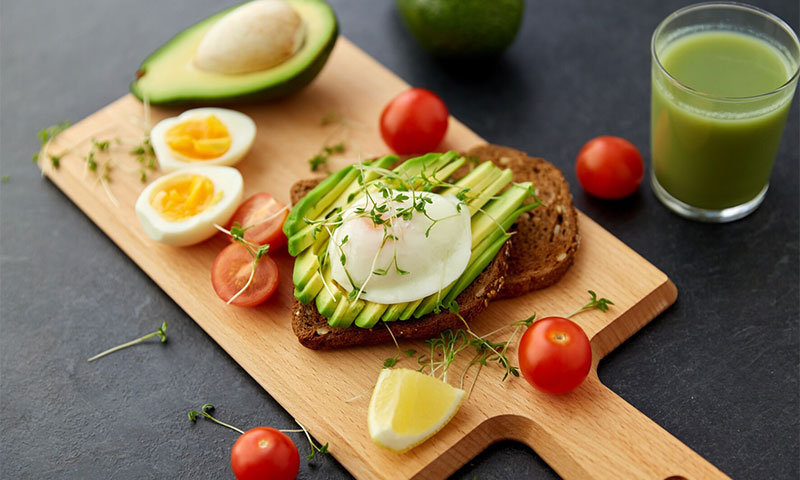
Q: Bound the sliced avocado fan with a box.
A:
[130,0,338,105]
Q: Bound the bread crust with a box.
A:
[465,145,579,298]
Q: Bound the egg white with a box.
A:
[135,165,243,246]
[327,191,472,304]
[150,108,256,172]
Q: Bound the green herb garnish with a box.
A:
[212,207,289,303]
[130,137,157,182]
[87,321,167,362]
[567,290,614,318]
[309,142,346,172]
[400,291,614,398]
[188,403,244,434]
[188,404,329,461]
[32,120,71,164]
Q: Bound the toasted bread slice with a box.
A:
[289,178,510,350]
[287,146,578,349]
[466,145,579,298]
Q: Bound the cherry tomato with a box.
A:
[211,243,279,307]
[228,193,289,248]
[518,316,592,394]
[231,427,299,480]
[380,88,449,154]
[575,136,644,199]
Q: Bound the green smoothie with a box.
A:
[651,30,794,210]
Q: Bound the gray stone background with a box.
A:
[1,0,797,478]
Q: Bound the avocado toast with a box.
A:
[285,145,578,349]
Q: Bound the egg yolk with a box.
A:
[165,115,232,160]
[150,174,222,221]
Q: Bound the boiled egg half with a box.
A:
[150,108,256,172]
[327,191,471,304]
[135,166,243,246]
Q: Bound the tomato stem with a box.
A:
[87,321,167,362]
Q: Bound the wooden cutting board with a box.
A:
[39,37,728,480]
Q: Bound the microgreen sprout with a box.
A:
[382,322,417,367]
[85,151,97,171]
[320,111,341,126]
[87,321,167,362]
[1,175,9,183]
[309,142,345,172]
[188,403,244,434]
[216,222,268,304]
[212,206,288,304]
[92,138,111,151]
[289,419,329,460]
[308,112,350,172]
[33,101,157,186]
[130,138,157,182]
[32,120,71,165]
[567,290,614,318]
[187,404,329,461]
[401,291,614,398]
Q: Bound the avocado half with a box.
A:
[130,0,338,105]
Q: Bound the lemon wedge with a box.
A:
[367,368,465,452]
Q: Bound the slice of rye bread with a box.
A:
[288,179,511,350]
[465,145,579,298]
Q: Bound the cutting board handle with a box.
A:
[492,376,730,480]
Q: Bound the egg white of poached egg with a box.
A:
[150,108,256,172]
[135,165,243,247]
[327,191,471,304]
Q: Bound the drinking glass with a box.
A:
[651,2,799,222]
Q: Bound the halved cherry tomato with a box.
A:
[380,88,449,154]
[228,193,288,248]
[211,243,279,307]
[231,427,299,480]
[575,136,644,199]
[518,316,592,394]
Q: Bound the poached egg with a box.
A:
[327,191,471,304]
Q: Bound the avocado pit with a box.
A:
[194,0,305,75]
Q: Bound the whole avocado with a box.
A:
[395,0,524,59]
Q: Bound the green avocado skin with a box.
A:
[130,0,339,106]
[395,0,523,59]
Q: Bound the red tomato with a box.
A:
[211,243,279,307]
[518,316,592,394]
[575,136,644,199]
[380,88,449,154]
[228,193,288,248]
[231,427,299,480]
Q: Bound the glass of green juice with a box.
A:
[651,2,799,222]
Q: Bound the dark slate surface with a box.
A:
[1,0,797,478]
